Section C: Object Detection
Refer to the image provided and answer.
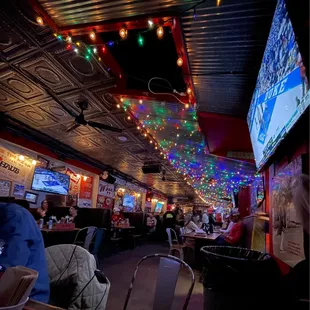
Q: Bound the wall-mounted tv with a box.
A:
[247,0,309,169]
[154,202,164,213]
[31,167,70,195]
[123,193,135,209]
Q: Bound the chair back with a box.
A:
[179,227,185,236]
[74,226,98,251]
[123,254,195,310]
[166,228,178,247]
[91,228,105,256]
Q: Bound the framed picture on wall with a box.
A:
[13,184,25,198]
[24,191,39,204]
[0,180,12,197]
[36,156,50,169]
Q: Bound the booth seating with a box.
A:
[29,207,111,229]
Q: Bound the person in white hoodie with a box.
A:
[184,213,201,234]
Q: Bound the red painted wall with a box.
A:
[238,186,251,218]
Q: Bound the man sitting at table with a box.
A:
[111,207,124,226]
[220,213,235,234]
[68,205,83,228]
[216,211,244,246]
[184,213,202,234]
[0,202,50,302]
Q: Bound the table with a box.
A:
[40,228,80,247]
[113,225,135,230]
[183,232,220,240]
[24,299,64,310]
[111,226,135,250]
[183,232,220,269]
[40,228,80,233]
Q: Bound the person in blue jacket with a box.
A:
[0,202,50,303]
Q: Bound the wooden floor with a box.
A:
[99,243,204,310]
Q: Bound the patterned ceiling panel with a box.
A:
[0,70,46,102]
[19,55,77,93]
[0,6,192,198]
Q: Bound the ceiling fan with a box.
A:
[66,100,122,133]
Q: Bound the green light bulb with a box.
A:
[138,34,144,47]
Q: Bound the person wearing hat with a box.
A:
[111,207,124,226]
[216,210,244,246]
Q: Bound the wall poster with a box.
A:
[13,184,25,198]
[98,181,115,198]
[271,156,305,267]
[65,168,81,195]
[0,180,12,197]
[0,146,34,187]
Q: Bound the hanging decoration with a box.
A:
[114,97,258,201]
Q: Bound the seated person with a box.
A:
[34,199,50,222]
[202,209,209,230]
[220,214,235,233]
[184,214,202,234]
[216,211,244,246]
[67,205,82,228]
[146,213,157,233]
[0,202,50,302]
[111,207,124,226]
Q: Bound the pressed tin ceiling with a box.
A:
[0,0,269,201]
[0,3,195,199]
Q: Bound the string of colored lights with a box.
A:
[123,97,259,201]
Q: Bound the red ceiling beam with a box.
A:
[58,17,172,36]
[27,0,59,32]
[170,17,196,105]
[26,1,194,107]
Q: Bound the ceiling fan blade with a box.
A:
[87,121,122,132]
[66,122,80,132]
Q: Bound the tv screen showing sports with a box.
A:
[154,202,164,213]
[247,0,309,169]
[123,194,135,209]
[31,167,70,195]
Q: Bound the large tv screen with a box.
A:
[247,0,309,169]
[123,193,135,209]
[154,202,164,213]
[31,167,70,195]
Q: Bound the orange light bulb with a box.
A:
[36,16,44,26]
[157,26,164,39]
[177,57,183,66]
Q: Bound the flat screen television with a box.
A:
[154,202,164,213]
[31,167,70,195]
[247,0,309,169]
[123,193,135,209]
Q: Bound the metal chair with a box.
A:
[73,226,98,251]
[91,228,106,267]
[123,253,195,310]
[166,228,185,260]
